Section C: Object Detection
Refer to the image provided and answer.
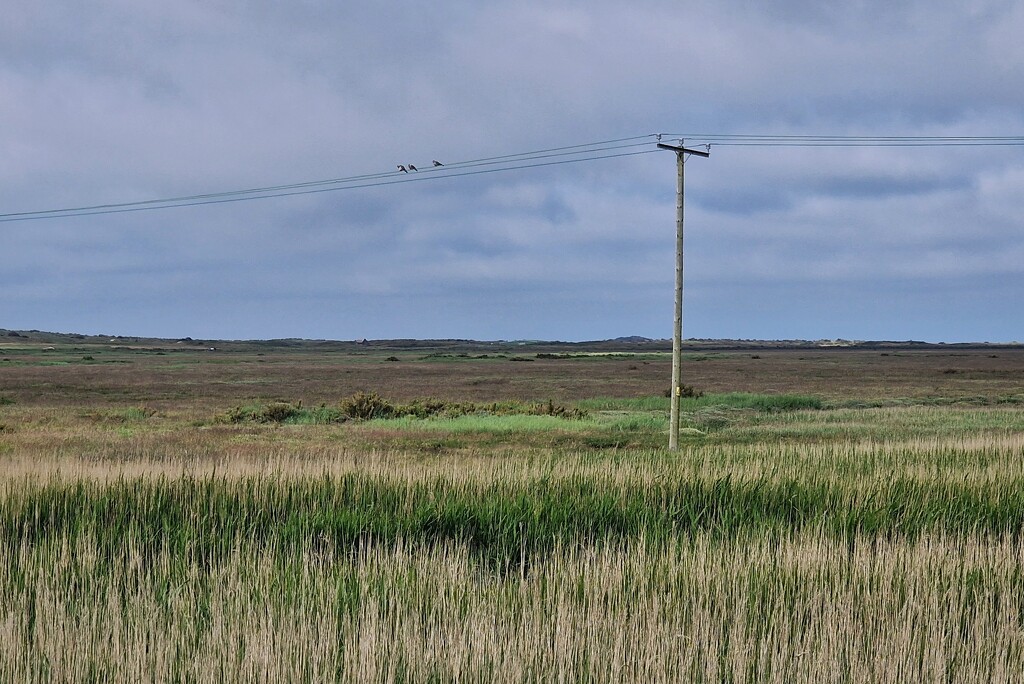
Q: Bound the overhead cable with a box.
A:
[4,132,1023,223]
[0,147,658,223]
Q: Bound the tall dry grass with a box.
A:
[2,531,1022,682]
[2,397,1024,681]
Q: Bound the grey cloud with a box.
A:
[2,1,1023,341]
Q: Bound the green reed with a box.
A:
[4,469,1023,574]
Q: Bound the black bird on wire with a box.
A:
[432,160,444,167]
[397,165,408,173]
[408,164,418,172]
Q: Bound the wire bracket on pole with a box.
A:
[656,143,711,157]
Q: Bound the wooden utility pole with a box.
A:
[657,142,709,450]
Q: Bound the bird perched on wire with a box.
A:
[432,160,444,167]
[397,165,408,173]
[408,164,418,172]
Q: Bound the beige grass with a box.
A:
[2,531,1022,682]
[3,419,1024,491]
[3,370,1023,682]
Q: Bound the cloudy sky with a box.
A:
[2,1,1022,342]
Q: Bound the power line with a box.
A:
[713,141,1024,147]
[0,147,659,223]
[0,136,659,223]
[437,134,656,166]
[665,133,1024,147]
[3,132,1022,223]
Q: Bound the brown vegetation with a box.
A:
[2,337,1024,681]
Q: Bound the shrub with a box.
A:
[340,392,396,420]
[221,402,301,424]
[259,402,302,423]
[402,399,476,419]
[219,394,589,425]
[219,402,347,425]
[530,399,588,420]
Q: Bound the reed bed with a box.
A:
[2,529,1022,682]
[2,396,1023,681]
[3,467,1024,563]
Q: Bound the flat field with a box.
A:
[2,337,1024,682]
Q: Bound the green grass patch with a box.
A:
[120,407,157,421]
[578,393,823,413]
[368,413,594,434]
[709,393,823,412]
[577,396,670,411]
[605,414,667,432]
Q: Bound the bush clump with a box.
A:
[219,393,588,425]
[529,399,588,420]
[402,399,477,419]
[339,392,396,420]
[222,402,303,424]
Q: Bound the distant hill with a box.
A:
[1,328,1019,351]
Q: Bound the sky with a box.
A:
[2,1,1023,343]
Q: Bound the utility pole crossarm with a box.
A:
[656,143,710,157]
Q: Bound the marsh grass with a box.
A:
[218,395,587,427]
[4,350,1024,681]
[369,413,595,434]
[576,393,823,413]
[4,454,1024,577]
[3,527,1022,682]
